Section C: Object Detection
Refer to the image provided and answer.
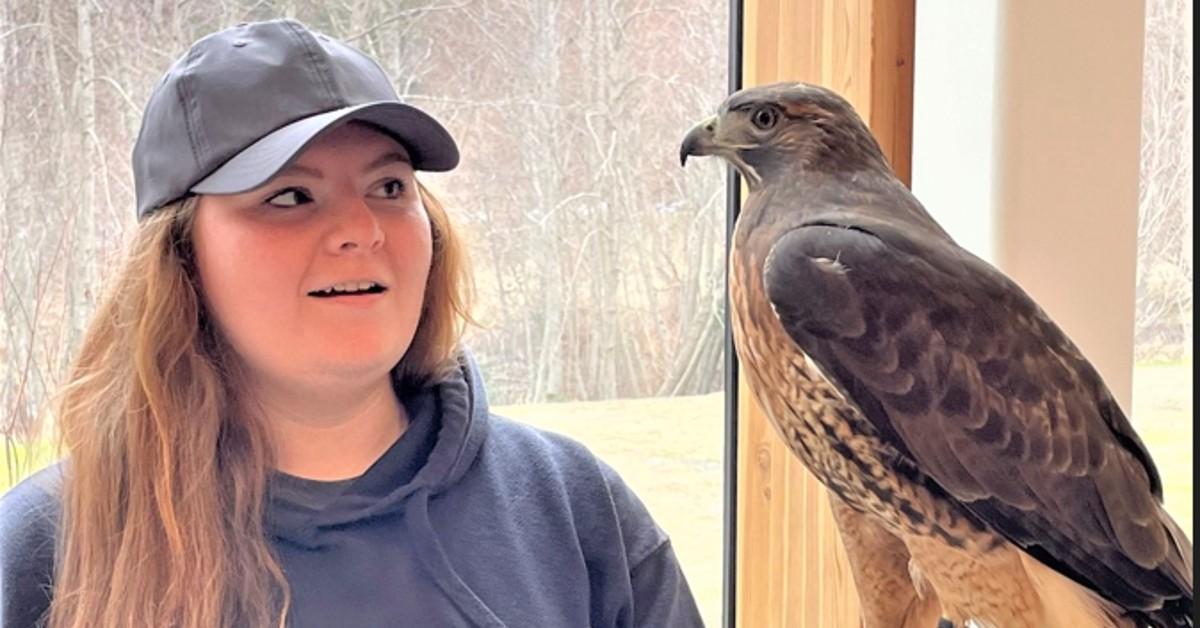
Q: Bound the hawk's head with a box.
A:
[680,82,891,188]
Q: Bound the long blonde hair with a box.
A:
[49,182,472,628]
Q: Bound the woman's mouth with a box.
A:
[308,281,388,298]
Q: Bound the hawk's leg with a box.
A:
[827,491,942,628]
[903,534,1046,628]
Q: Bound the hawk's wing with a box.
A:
[761,216,1192,612]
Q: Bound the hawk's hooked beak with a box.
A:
[679,113,762,186]
[680,115,719,167]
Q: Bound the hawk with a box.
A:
[680,82,1193,628]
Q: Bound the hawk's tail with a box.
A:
[1129,509,1193,628]
[1129,596,1193,627]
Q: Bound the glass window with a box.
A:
[0,2,730,623]
[415,4,730,623]
[1133,0,1192,539]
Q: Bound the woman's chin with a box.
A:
[308,349,405,377]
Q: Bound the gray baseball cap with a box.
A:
[132,18,459,219]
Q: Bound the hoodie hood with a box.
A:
[266,349,491,547]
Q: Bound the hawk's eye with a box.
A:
[751,106,779,130]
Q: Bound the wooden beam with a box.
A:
[736,1,914,626]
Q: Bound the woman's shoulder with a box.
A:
[0,463,63,627]
[481,414,669,560]
[483,413,615,482]
[1,462,64,532]
[482,414,649,500]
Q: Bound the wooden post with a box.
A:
[736,1,914,626]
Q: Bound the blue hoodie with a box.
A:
[0,353,705,627]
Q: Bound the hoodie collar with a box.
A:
[267,349,491,545]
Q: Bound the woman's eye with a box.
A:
[370,179,406,199]
[265,187,313,208]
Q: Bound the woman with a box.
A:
[0,18,703,628]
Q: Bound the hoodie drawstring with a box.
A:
[405,487,509,628]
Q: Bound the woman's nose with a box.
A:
[328,195,384,252]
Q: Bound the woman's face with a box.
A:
[192,123,432,392]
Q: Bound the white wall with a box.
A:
[912,0,1000,264]
[911,0,1145,411]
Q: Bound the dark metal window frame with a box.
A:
[722,1,744,626]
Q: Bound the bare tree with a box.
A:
[1136,0,1193,361]
[1,0,730,470]
[69,0,98,350]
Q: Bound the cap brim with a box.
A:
[190,101,458,195]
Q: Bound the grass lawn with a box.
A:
[1131,359,1193,539]
[4,362,1189,628]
